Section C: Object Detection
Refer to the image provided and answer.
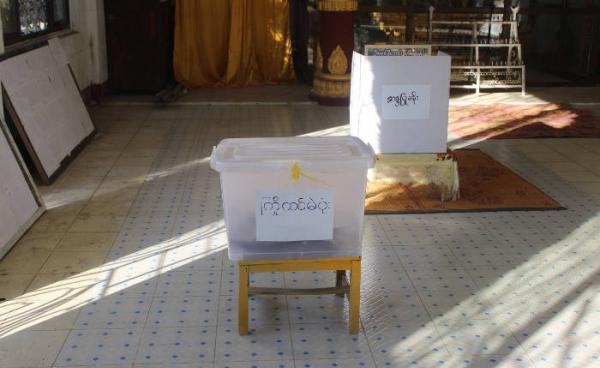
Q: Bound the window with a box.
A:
[1,0,70,46]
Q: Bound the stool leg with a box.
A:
[335,270,345,296]
[349,260,361,334]
[239,264,249,335]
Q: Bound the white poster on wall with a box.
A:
[256,189,334,242]
[381,84,431,120]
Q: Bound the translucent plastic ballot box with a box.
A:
[210,137,375,261]
[350,51,451,154]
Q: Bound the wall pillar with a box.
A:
[309,0,357,106]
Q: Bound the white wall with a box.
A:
[0,0,108,91]
[63,0,108,89]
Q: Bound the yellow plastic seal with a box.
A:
[291,163,301,180]
[290,162,328,186]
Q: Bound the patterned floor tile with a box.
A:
[136,326,216,364]
[147,296,219,327]
[215,324,292,362]
[56,328,141,366]
[155,270,221,297]
[288,295,349,324]
[434,318,526,356]
[221,271,285,296]
[219,295,288,326]
[74,295,152,329]
[0,330,69,368]
[294,357,376,368]
[291,323,370,360]
[366,320,448,367]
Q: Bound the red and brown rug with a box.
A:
[365,149,562,214]
[449,103,600,140]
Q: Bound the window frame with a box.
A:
[2,0,71,47]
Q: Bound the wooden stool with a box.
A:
[238,257,361,335]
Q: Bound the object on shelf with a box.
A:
[354,6,526,95]
[426,5,525,95]
[364,44,431,56]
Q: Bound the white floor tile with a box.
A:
[291,323,370,360]
[288,295,349,324]
[56,328,141,366]
[435,318,526,356]
[215,324,292,362]
[135,326,216,364]
[0,330,69,368]
[74,295,152,329]
[219,295,288,326]
[147,296,219,327]
[155,270,221,297]
[294,357,376,368]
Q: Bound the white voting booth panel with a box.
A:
[0,123,44,259]
[0,40,95,180]
[350,51,451,154]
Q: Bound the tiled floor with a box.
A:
[0,87,599,368]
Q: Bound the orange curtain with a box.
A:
[174,0,294,87]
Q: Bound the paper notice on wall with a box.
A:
[256,189,334,242]
[381,84,431,120]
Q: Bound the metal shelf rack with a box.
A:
[428,6,526,95]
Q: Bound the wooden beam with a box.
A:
[249,286,348,296]
[239,264,249,336]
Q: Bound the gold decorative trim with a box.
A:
[327,45,348,75]
[311,75,350,98]
[318,0,358,11]
[316,44,323,72]
[315,71,350,81]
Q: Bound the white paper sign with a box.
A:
[256,189,334,242]
[381,84,431,120]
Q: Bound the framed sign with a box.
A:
[364,44,432,57]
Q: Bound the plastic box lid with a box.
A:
[210,136,375,172]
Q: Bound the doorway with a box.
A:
[105,0,174,93]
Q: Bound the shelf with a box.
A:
[450,65,525,69]
[451,84,524,89]
[354,6,526,96]
[431,20,518,25]
[431,43,520,47]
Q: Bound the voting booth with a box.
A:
[350,50,460,202]
[350,51,451,154]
